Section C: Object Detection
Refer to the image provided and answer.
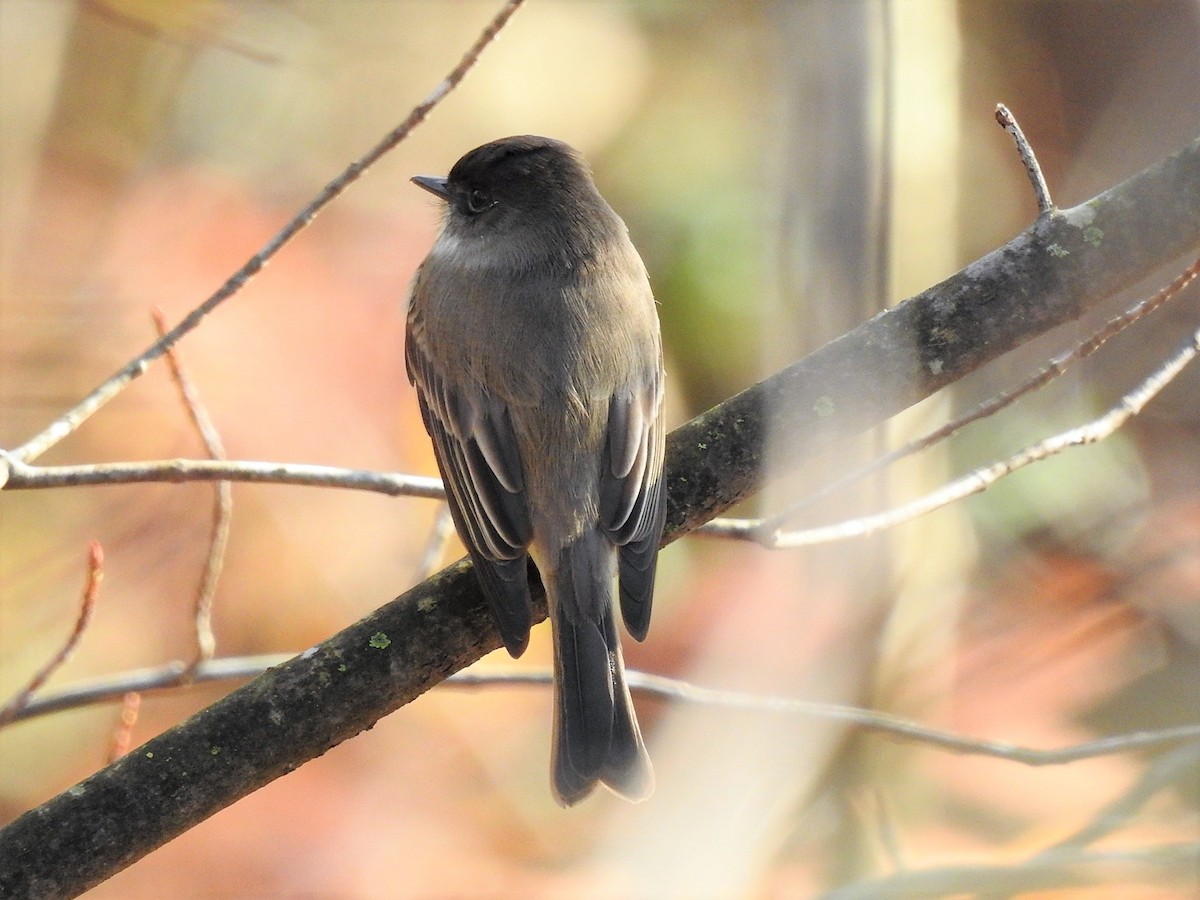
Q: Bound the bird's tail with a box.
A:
[545,529,653,807]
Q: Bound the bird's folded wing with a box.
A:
[406,337,535,655]
[599,365,667,641]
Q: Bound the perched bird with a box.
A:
[406,135,666,805]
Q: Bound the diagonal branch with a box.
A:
[700,253,1200,542]
[0,136,1197,898]
[719,317,1200,548]
[662,137,1199,539]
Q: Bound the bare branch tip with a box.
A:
[86,540,105,590]
[994,101,1054,215]
[0,542,104,727]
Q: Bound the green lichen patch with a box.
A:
[368,632,391,650]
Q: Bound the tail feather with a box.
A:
[547,531,653,807]
[556,611,612,776]
[599,641,654,801]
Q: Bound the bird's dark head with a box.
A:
[412,136,616,250]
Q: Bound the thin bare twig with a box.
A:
[0,655,295,722]
[997,102,1054,214]
[153,308,229,668]
[608,671,1200,766]
[7,0,528,467]
[0,542,104,726]
[3,456,445,497]
[14,655,1195,768]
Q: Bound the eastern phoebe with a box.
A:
[406,136,666,806]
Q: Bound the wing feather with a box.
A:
[406,327,535,656]
[599,365,667,642]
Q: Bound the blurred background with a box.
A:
[1,0,1198,896]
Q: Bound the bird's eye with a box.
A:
[466,189,493,213]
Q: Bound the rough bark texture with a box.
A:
[663,137,1200,538]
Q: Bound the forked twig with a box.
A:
[703,255,1200,546]
[763,323,1200,548]
[153,308,229,668]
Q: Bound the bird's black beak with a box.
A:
[411,175,451,201]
